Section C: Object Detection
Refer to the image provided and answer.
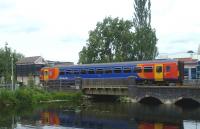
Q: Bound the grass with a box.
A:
[0,87,83,107]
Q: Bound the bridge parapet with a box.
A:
[81,77,132,95]
[129,85,200,104]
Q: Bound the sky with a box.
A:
[0,0,200,64]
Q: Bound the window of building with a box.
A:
[156,66,162,73]
[191,68,197,79]
[197,66,200,71]
[123,67,131,73]
[166,66,170,72]
[96,68,104,74]
[144,66,153,73]
[134,67,142,73]
[184,68,189,76]
[88,69,95,74]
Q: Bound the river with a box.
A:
[1,102,200,129]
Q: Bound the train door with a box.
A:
[43,69,49,81]
[154,64,163,81]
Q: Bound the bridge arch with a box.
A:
[175,97,200,107]
[138,96,162,104]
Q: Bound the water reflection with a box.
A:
[0,103,200,129]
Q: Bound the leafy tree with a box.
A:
[133,0,158,60]
[0,43,24,83]
[79,17,134,64]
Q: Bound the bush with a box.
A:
[0,87,83,107]
[0,89,16,106]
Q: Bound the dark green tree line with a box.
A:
[0,43,24,83]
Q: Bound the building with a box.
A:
[176,58,198,80]
[16,56,47,85]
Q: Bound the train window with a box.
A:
[59,71,65,75]
[144,67,153,73]
[134,67,142,73]
[123,67,131,73]
[114,67,122,73]
[49,71,53,76]
[80,69,87,74]
[66,70,72,74]
[156,66,162,73]
[88,69,95,74]
[96,68,104,74]
[105,68,112,74]
[166,66,170,72]
[74,70,79,74]
[44,71,48,75]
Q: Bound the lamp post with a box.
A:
[11,55,14,91]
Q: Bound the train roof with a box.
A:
[56,59,180,69]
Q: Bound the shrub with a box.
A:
[0,89,16,106]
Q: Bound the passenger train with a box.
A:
[40,60,184,86]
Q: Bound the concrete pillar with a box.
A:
[188,68,192,80]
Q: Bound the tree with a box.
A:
[0,43,24,83]
[133,0,158,60]
[78,17,135,64]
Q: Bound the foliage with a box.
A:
[79,17,134,64]
[79,0,158,63]
[133,0,158,60]
[0,43,24,83]
[0,89,16,106]
[0,87,83,107]
[27,74,35,87]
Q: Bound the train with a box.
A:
[40,60,184,86]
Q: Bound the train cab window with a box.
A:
[114,67,122,73]
[144,66,153,73]
[66,70,72,74]
[59,71,65,75]
[134,67,142,73]
[156,66,162,73]
[105,68,112,74]
[123,67,131,73]
[88,69,95,74]
[80,69,87,74]
[96,68,104,74]
[166,66,170,72]
[74,70,79,74]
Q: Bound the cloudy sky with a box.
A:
[0,0,200,63]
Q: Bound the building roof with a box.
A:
[16,56,47,65]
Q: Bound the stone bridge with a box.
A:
[79,77,200,104]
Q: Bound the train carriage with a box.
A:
[40,60,184,86]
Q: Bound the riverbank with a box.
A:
[0,87,83,107]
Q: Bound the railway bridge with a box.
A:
[78,77,200,104]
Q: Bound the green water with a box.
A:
[0,102,200,129]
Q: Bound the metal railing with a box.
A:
[183,79,200,86]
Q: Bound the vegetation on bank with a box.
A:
[0,87,83,107]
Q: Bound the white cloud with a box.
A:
[0,0,200,63]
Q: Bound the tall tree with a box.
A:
[78,17,135,64]
[0,43,24,83]
[133,0,158,60]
